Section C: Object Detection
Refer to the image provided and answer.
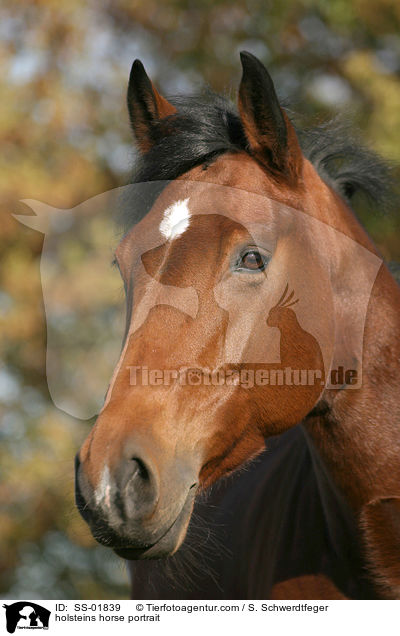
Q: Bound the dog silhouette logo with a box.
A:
[3,602,50,633]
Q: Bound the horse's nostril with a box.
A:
[117,456,152,499]
[117,455,158,522]
[131,457,150,481]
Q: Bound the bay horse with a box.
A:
[75,52,400,599]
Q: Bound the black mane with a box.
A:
[122,91,395,230]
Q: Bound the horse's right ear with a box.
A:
[238,51,303,184]
[127,60,177,153]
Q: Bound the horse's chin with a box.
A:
[113,488,195,560]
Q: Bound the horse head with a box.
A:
[75,53,382,560]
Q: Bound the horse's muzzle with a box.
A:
[74,451,197,559]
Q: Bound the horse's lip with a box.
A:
[111,517,176,559]
[114,546,153,559]
[112,487,196,560]
[111,513,178,560]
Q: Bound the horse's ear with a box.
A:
[127,59,177,153]
[238,51,302,183]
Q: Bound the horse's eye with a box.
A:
[236,249,269,272]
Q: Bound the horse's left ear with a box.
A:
[238,51,303,183]
[127,59,177,153]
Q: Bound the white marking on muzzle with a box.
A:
[95,464,112,509]
[159,198,191,240]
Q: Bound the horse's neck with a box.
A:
[305,264,400,511]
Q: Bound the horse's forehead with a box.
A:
[116,191,292,278]
[162,167,277,221]
[117,155,302,261]
[134,181,281,244]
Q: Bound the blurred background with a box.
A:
[1,0,399,599]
